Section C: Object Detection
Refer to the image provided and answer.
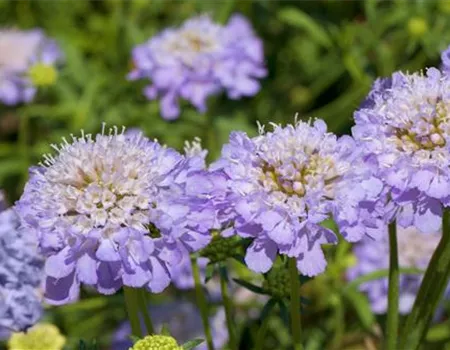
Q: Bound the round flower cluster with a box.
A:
[353,68,450,232]
[212,120,384,276]
[0,29,62,105]
[347,225,450,314]
[16,126,215,304]
[113,301,228,350]
[262,266,291,300]
[8,323,66,350]
[130,335,181,350]
[0,193,44,332]
[200,233,242,264]
[128,14,266,119]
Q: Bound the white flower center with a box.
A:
[40,127,156,234]
[160,17,222,66]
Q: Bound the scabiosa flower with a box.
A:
[8,323,66,350]
[112,302,227,350]
[353,68,450,232]
[212,120,384,276]
[0,192,44,332]
[0,29,62,105]
[347,225,450,314]
[128,14,266,119]
[16,126,214,305]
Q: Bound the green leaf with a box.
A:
[181,338,205,350]
[278,7,332,48]
[342,288,375,331]
[232,278,266,295]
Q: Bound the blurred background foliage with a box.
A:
[2,0,450,349]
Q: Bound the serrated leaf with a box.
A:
[182,338,205,350]
[233,278,266,295]
[278,7,332,48]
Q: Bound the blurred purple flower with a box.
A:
[347,225,450,314]
[212,120,383,277]
[128,14,266,120]
[16,126,215,304]
[353,68,450,232]
[112,301,227,350]
[0,191,44,332]
[0,29,62,105]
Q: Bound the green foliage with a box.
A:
[2,1,450,349]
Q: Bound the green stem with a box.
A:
[400,209,450,349]
[254,310,271,350]
[386,221,399,350]
[288,258,303,350]
[219,264,237,349]
[123,287,142,338]
[138,289,154,335]
[191,256,214,350]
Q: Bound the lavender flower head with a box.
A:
[16,126,214,305]
[347,225,450,314]
[128,14,266,119]
[353,68,450,232]
[212,119,384,276]
[0,29,62,105]
[0,192,44,332]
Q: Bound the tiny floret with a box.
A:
[8,323,66,350]
[130,335,181,350]
[16,126,213,304]
[213,119,383,276]
[128,14,266,119]
[353,68,450,232]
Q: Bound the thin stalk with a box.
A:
[400,209,450,349]
[123,287,142,338]
[386,221,399,350]
[288,258,303,350]
[138,289,154,335]
[219,264,237,349]
[254,310,271,350]
[191,256,214,350]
